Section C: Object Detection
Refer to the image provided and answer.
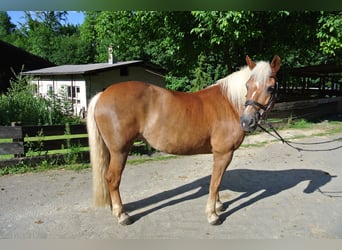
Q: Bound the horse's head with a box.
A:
[240,55,281,132]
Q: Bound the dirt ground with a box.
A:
[1,121,342,239]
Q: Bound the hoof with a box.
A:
[207,214,222,225]
[118,213,132,225]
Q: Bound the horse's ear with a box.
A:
[246,55,256,69]
[271,55,281,73]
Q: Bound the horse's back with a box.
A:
[100,81,159,101]
[97,81,163,112]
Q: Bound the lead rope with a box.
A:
[257,120,342,152]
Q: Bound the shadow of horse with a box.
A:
[125,169,336,223]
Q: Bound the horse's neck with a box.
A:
[198,84,243,117]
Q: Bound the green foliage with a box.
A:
[86,11,198,75]
[0,160,89,176]
[190,53,229,92]
[5,11,93,65]
[0,72,46,125]
[165,75,191,91]
[62,122,83,165]
[2,11,341,92]
[190,53,212,92]
[25,129,46,157]
[44,86,80,125]
[0,154,179,176]
[290,119,312,129]
[191,11,260,46]
[0,163,33,175]
[0,73,80,125]
[317,12,342,62]
[0,11,15,39]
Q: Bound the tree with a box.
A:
[13,12,65,59]
[0,11,15,38]
[317,11,342,63]
[190,11,327,69]
[79,11,100,63]
[7,11,92,65]
[3,11,341,92]
[191,11,263,70]
[78,11,341,91]
[81,11,200,90]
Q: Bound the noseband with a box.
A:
[244,76,278,120]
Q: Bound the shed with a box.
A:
[22,60,166,117]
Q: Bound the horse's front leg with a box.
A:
[205,151,233,225]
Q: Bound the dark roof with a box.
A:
[0,40,55,92]
[0,40,55,71]
[22,60,167,77]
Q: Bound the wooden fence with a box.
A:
[0,124,151,167]
[0,124,88,167]
[269,96,342,121]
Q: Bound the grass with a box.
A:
[241,118,342,149]
[0,161,91,176]
[290,119,342,135]
[0,153,178,176]
[289,119,313,129]
[127,155,177,165]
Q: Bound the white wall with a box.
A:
[32,77,87,116]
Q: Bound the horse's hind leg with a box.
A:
[106,150,132,225]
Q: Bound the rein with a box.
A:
[257,119,342,152]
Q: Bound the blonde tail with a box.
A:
[87,92,111,207]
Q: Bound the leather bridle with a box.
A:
[244,75,278,120]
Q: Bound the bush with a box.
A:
[0,72,80,125]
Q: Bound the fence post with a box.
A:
[338,97,342,114]
[11,122,25,158]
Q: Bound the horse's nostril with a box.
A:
[240,115,258,132]
[249,117,256,127]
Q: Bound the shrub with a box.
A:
[0,71,80,125]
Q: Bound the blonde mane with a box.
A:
[216,61,272,110]
[251,61,273,88]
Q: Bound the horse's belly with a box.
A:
[145,133,212,155]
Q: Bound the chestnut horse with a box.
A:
[87,55,281,225]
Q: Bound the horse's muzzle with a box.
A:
[240,113,259,132]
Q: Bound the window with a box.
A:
[67,86,80,98]
[47,85,53,95]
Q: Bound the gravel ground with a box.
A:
[1,123,342,239]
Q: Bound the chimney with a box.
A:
[108,45,116,64]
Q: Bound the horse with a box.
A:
[87,55,281,225]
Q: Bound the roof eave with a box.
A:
[21,60,145,77]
